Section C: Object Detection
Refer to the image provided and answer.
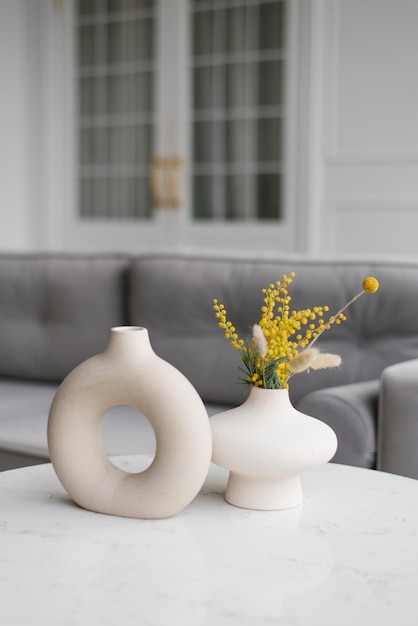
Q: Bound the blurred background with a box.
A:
[1,0,417,256]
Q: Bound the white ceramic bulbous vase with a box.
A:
[210,387,338,511]
[47,326,212,519]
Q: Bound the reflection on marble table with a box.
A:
[0,456,417,626]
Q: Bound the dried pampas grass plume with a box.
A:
[289,347,319,374]
[310,352,342,370]
[289,347,342,375]
[252,323,268,357]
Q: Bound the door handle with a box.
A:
[149,156,183,209]
[149,157,166,209]
[165,157,182,209]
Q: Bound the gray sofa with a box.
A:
[1,251,418,478]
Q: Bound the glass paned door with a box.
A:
[76,0,155,220]
[190,0,286,223]
[61,0,292,252]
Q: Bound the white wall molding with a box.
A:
[326,153,418,166]
[324,0,418,162]
[321,0,418,257]
[321,196,418,257]
[332,196,418,214]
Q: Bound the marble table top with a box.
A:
[1,456,418,626]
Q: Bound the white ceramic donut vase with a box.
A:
[47,326,212,519]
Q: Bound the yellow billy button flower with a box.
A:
[307,276,379,350]
[363,277,379,293]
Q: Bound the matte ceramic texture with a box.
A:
[210,387,338,510]
[47,326,212,519]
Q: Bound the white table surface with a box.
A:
[1,456,418,626]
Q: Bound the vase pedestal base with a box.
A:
[224,472,303,511]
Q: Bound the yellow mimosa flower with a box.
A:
[213,274,379,390]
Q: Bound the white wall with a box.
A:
[0,0,43,250]
[319,0,418,257]
[2,0,418,257]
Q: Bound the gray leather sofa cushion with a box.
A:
[3,251,418,475]
[296,380,379,468]
[0,379,59,457]
[0,379,156,459]
[378,358,418,477]
[0,254,129,382]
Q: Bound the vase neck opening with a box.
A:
[249,386,289,397]
[111,326,146,334]
[246,386,291,408]
[106,326,153,357]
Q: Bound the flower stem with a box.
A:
[307,289,366,349]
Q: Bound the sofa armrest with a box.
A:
[378,358,418,478]
[295,380,379,468]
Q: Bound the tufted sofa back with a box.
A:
[1,251,418,408]
[130,253,418,406]
[0,254,129,382]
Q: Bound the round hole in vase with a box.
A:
[47,326,212,519]
[101,404,157,469]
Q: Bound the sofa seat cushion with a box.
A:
[0,379,230,464]
[0,380,58,457]
[296,379,379,468]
